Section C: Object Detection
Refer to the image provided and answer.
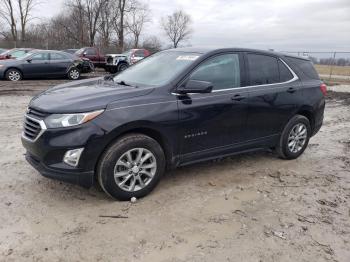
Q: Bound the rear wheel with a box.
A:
[6,69,22,81]
[67,68,80,80]
[97,134,165,200]
[276,115,311,159]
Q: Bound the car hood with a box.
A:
[29,77,154,113]
[106,54,127,58]
[0,59,21,65]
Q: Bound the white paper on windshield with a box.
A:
[176,55,199,61]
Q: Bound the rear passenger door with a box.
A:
[49,52,71,76]
[244,53,300,142]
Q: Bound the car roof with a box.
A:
[165,47,310,60]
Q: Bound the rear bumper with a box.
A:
[25,153,94,188]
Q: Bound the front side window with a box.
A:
[247,54,279,85]
[86,48,97,55]
[31,52,49,61]
[189,53,241,90]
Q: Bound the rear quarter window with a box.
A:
[285,56,319,80]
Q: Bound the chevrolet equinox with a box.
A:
[21,48,326,200]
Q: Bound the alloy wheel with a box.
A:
[114,148,157,192]
[70,69,80,79]
[8,71,21,81]
[287,123,307,153]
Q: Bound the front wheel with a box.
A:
[97,134,166,201]
[6,69,22,81]
[276,115,311,159]
[117,63,128,72]
[67,68,80,80]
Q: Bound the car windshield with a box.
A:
[113,51,201,87]
[75,48,85,55]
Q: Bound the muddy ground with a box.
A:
[0,77,349,262]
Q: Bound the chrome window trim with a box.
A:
[22,114,47,142]
[172,57,299,96]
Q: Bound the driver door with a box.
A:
[177,53,250,163]
[22,52,51,77]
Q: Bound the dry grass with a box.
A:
[315,64,350,76]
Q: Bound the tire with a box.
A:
[67,68,80,80]
[97,134,166,201]
[117,63,128,72]
[5,68,22,81]
[276,115,311,160]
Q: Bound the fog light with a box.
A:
[63,148,84,167]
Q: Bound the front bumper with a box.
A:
[21,121,108,188]
[25,153,94,187]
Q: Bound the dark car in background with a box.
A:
[105,49,150,73]
[75,47,105,68]
[21,47,326,200]
[0,48,34,60]
[0,50,87,81]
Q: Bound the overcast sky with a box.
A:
[34,0,349,52]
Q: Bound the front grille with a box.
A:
[23,108,47,141]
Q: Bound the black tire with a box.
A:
[276,115,311,160]
[67,68,80,80]
[5,68,22,81]
[97,134,166,201]
[117,63,128,72]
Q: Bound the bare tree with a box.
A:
[0,0,18,44]
[98,0,114,48]
[142,35,162,53]
[161,10,192,48]
[126,1,150,48]
[17,0,39,44]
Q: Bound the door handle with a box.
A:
[231,94,246,101]
[287,87,296,93]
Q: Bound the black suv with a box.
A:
[21,48,326,200]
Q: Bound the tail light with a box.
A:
[130,53,136,64]
[320,83,327,96]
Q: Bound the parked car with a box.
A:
[105,49,150,73]
[61,51,94,73]
[0,50,87,81]
[75,47,105,68]
[21,47,326,200]
[0,48,34,60]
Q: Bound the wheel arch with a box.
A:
[94,123,175,179]
[4,67,23,79]
[296,107,315,133]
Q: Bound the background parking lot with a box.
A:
[0,77,349,261]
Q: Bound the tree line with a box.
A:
[0,0,193,53]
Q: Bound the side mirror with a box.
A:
[83,52,87,56]
[26,59,32,63]
[177,80,213,94]
[6,55,11,59]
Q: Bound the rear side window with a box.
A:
[189,53,241,90]
[285,57,319,80]
[50,52,69,60]
[247,54,279,85]
[278,60,294,82]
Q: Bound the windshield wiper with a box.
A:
[116,80,132,86]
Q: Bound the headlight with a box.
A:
[44,109,104,128]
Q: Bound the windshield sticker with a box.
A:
[176,55,199,61]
